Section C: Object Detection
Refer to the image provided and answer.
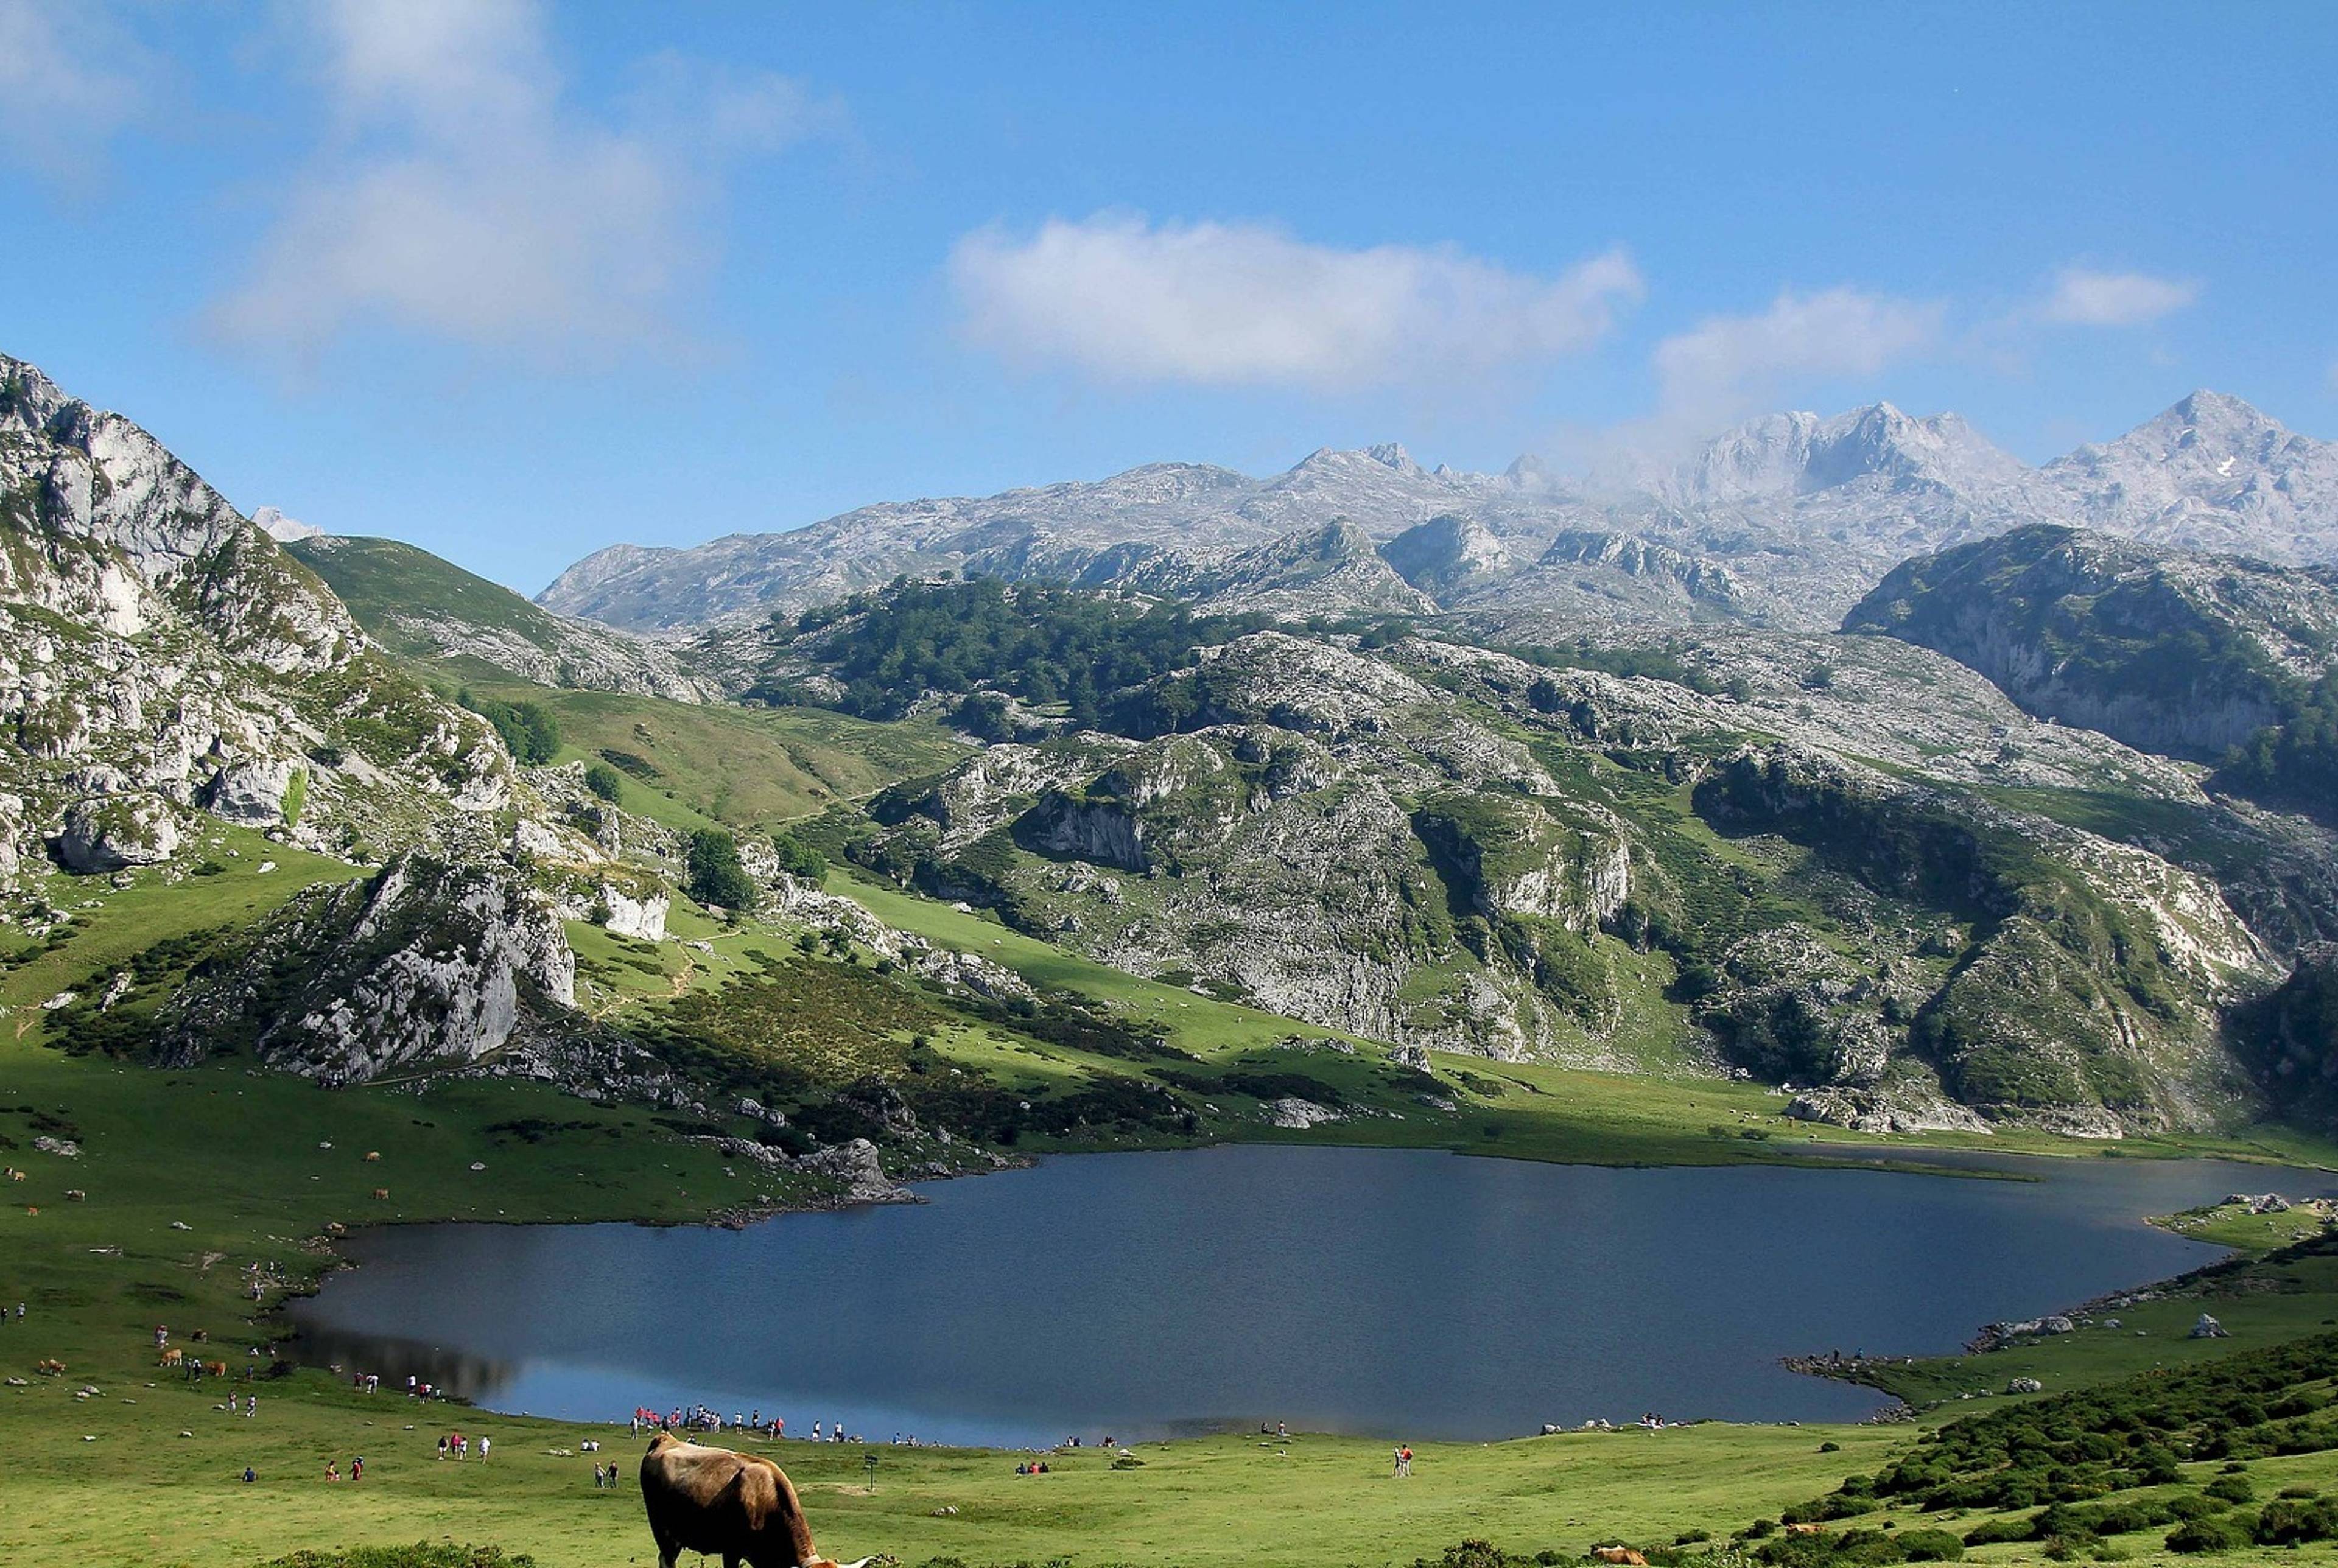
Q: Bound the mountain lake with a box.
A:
[287,1143,2322,1446]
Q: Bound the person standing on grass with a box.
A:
[594,1462,605,1489]
[1392,1445,1403,1477]
[479,1436,490,1463]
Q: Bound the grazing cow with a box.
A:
[160,1348,184,1367]
[1783,1524,1827,1536]
[1592,1550,1649,1566]
[35,1359,65,1377]
[640,1432,868,1568]
[372,1188,390,1200]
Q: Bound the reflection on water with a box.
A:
[297,1323,522,1404]
[287,1144,2324,1447]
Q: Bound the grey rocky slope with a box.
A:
[539,393,2337,640]
[840,618,2303,1135]
[153,852,577,1085]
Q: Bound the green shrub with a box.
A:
[2203,1474,2254,1505]
[2165,1514,2253,1553]
[1961,1517,2032,1547]
[583,763,625,801]
[599,747,661,779]
[1412,1541,1531,1568]
[2253,1496,2338,1545]
[1895,1528,1964,1561]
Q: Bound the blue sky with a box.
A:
[3,1,2333,592]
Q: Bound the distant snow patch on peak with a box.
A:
[252,506,323,543]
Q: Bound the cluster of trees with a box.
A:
[455,689,561,765]
[684,829,756,912]
[2219,670,2338,824]
[681,828,827,914]
[757,577,1271,729]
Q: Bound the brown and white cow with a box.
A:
[639,1431,868,1568]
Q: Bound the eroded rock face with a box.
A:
[799,1137,910,1204]
[52,793,180,872]
[198,758,303,826]
[595,883,670,942]
[157,854,577,1085]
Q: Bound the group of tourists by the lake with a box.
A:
[630,1403,902,1446]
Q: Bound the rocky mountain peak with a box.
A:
[2120,390,2297,464]
[1674,401,2024,505]
[2017,390,2338,559]
[0,352,72,432]
[1288,443,1427,481]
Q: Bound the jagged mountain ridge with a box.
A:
[538,393,2338,640]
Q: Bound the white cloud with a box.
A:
[949,213,1643,391]
[1651,287,1944,424]
[211,0,832,365]
[2038,267,2199,327]
[0,0,144,181]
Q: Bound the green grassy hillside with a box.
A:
[465,680,966,833]
[285,537,580,664]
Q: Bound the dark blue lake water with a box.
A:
[288,1143,2321,1446]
